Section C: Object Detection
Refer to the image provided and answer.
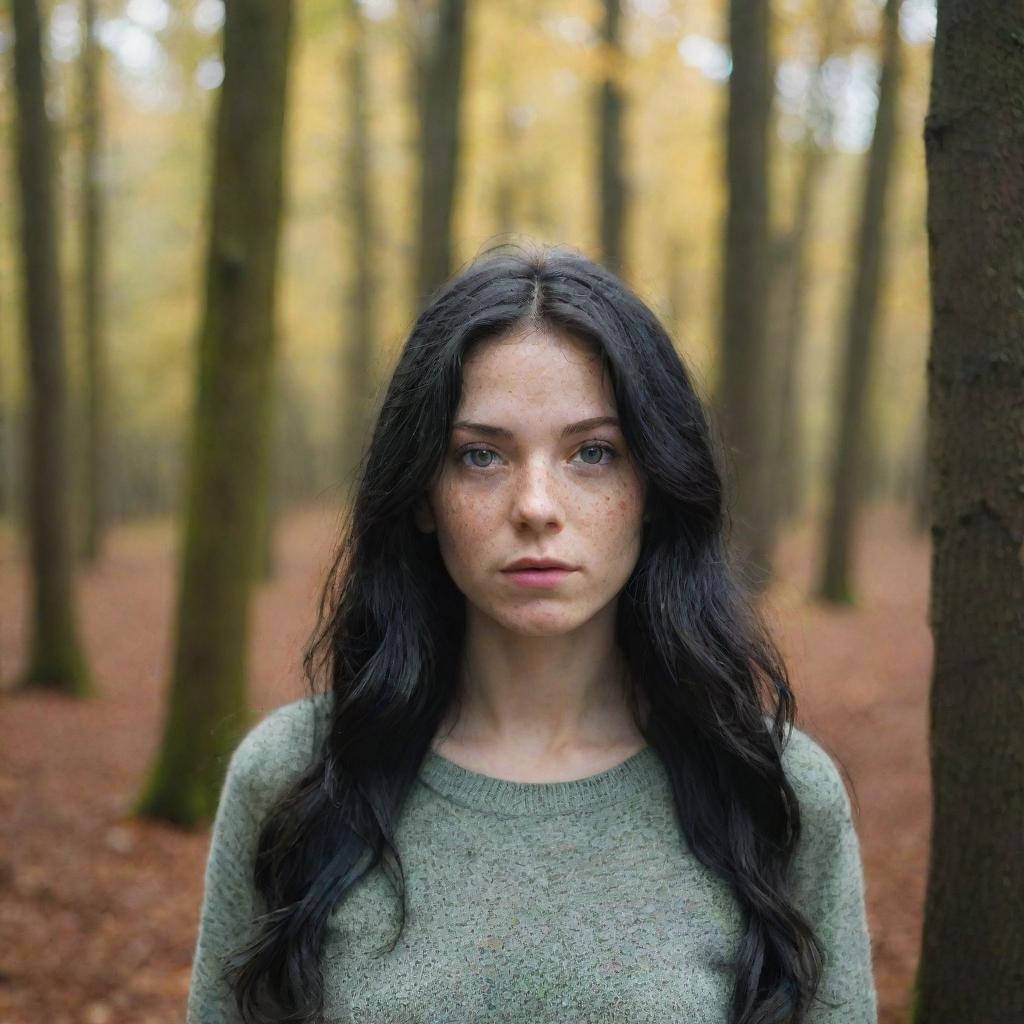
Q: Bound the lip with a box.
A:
[502,558,576,571]
[502,567,574,590]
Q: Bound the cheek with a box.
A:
[434,488,497,563]
[593,483,645,535]
[610,495,647,577]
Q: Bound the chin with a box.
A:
[488,606,593,638]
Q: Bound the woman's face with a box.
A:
[415,326,647,638]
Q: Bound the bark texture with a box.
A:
[137,0,295,824]
[915,3,1024,1020]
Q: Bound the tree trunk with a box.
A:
[817,0,902,604]
[414,0,468,308]
[337,0,378,494]
[596,0,627,276]
[136,0,295,825]
[79,0,108,565]
[715,0,775,589]
[10,0,92,695]
[915,3,1024,1020]
[770,0,844,532]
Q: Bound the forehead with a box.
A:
[458,327,615,415]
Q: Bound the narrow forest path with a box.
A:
[0,500,929,1023]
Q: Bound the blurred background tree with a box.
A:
[77,0,109,566]
[714,0,775,585]
[133,0,295,823]
[817,0,902,605]
[8,0,91,695]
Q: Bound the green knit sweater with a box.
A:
[186,693,878,1023]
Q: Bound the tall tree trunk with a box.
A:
[915,3,1024,1020]
[136,0,295,825]
[715,0,775,588]
[337,0,378,494]
[414,0,468,308]
[79,0,108,564]
[596,0,627,276]
[770,0,844,532]
[10,0,91,694]
[817,0,902,604]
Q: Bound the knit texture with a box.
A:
[186,693,878,1023]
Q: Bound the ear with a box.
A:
[413,495,436,533]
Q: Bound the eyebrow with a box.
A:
[452,416,621,440]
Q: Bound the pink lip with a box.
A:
[502,568,575,590]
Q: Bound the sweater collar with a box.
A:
[417,744,664,816]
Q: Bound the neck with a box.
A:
[438,604,645,758]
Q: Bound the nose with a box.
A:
[509,456,564,531]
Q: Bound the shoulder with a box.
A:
[774,723,874,973]
[777,722,856,841]
[226,690,334,811]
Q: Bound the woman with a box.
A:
[186,243,877,1024]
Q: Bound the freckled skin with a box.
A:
[414,326,647,642]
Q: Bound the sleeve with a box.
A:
[185,737,262,1024]
[785,729,879,1024]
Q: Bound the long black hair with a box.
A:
[224,241,835,1023]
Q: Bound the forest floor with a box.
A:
[0,499,930,1024]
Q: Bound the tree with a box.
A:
[78,0,109,564]
[714,0,776,588]
[768,0,845,532]
[596,0,627,276]
[817,0,902,604]
[412,0,469,308]
[137,0,296,824]
[9,0,92,695]
[915,2,1024,1020]
[337,0,379,493]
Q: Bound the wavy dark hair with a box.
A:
[224,241,837,1023]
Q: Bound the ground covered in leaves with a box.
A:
[0,501,929,1023]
